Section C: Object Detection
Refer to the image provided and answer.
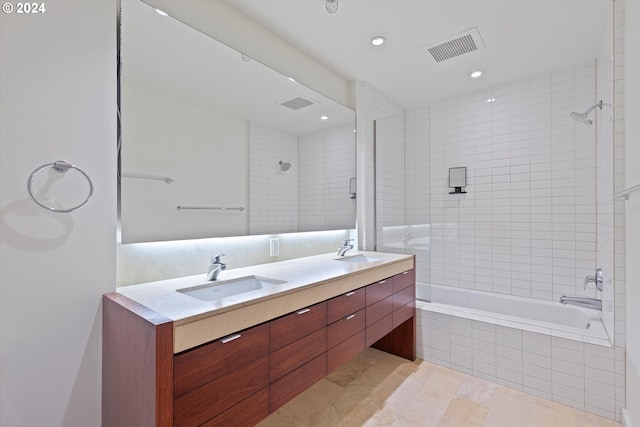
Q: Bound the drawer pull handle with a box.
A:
[403,271,410,275]
[296,308,311,315]
[219,333,241,344]
[346,314,356,320]
[379,280,386,284]
[345,291,356,297]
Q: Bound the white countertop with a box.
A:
[117,251,414,352]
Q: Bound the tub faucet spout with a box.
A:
[559,295,602,310]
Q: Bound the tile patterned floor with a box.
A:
[256,348,621,427]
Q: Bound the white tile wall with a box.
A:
[407,63,600,303]
[356,81,404,250]
[249,122,299,234]
[299,122,356,231]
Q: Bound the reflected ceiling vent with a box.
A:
[423,27,485,63]
[278,96,315,111]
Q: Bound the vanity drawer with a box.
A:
[173,355,269,427]
[270,353,327,413]
[393,301,415,329]
[200,387,269,427]
[365,278,393,306]
[173,322,269,398]
[270,328,327,383]
[366,314,393,347]
[366,295,393,327]
[392,270,415,293]
[270,301,327,352]
[327,308,365,349]
[327,288,366,324]
[328,330,365,373]
[393,283,415,311]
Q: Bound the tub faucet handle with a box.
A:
[584,268,603,291]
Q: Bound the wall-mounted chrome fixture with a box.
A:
[349,177,357,199]
[278,160,291,172]
[570,100,603,125]
[584,268,603,291]
[449,167,467,194]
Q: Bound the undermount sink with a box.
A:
[177,275,286,302]
[334,254,382,264]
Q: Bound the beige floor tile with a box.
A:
[257,349,621,427]
[438,396,489,427]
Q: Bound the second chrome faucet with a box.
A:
[207,254,226,281]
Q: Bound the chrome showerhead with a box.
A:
[570,100,603,125]
[570,111,593,125]
[279,160,291,172]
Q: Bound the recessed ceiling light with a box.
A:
[288,77,297,83]
[371,36,386,46]
[155,8,168,16]
[320,115,329,121]
[486,98,496,103]
[469,70,483,79]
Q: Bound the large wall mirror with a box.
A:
[119,0,356,243]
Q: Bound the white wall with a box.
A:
[623,0,640,425]
[0,2,117,426]
[121,84,249,242]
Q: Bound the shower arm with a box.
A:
[584,100,603,115]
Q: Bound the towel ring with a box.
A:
[27,161,94,213]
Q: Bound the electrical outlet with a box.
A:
[270,238,279,257]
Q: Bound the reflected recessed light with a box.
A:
[469,70,483,79]
[321,115,329,120]
[486,98,496,103]
[155,8,168,16]
[288,77,297,83]
[371,36,385,46]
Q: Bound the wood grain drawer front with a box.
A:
[200,387,269,427]
[365,278,393,306]
[270,301,327,352]
[392,269,415,293]
[365,314,393,347]
[392,283,415,311]
[173,322,269,398]
[269,328,327,383]
[173,356,269,427]
[393,301,415,329]
[327,308,365,349]
[327,288,366,324]
[328,330,366,373]
[365,295,393,327]
[270,353,327,413]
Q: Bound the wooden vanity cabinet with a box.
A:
[103,263,416,427]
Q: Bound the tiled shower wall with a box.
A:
[249,121,357,235]
[407,62,600,303]
[249,122,299,234]
[299,122,356,231]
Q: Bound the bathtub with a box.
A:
[416,283,610,344]
[415,283,617,419]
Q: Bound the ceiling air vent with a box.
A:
[423,27,485,63]
[279,96,315,111]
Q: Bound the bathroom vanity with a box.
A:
[103,252,415,427]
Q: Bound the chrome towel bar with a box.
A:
[614,183,640,200]
[176,206,245,211]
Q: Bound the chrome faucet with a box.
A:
[584,268,603,291]
[206,254,226,281]
[337,239,354,256]
[559,295,602,310]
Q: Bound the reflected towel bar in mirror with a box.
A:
[121,173,174,184]
[176,206,245,211]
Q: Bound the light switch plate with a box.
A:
[270,238,280,257]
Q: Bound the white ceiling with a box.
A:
[226,0,611,107]
[121,0,355,135]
